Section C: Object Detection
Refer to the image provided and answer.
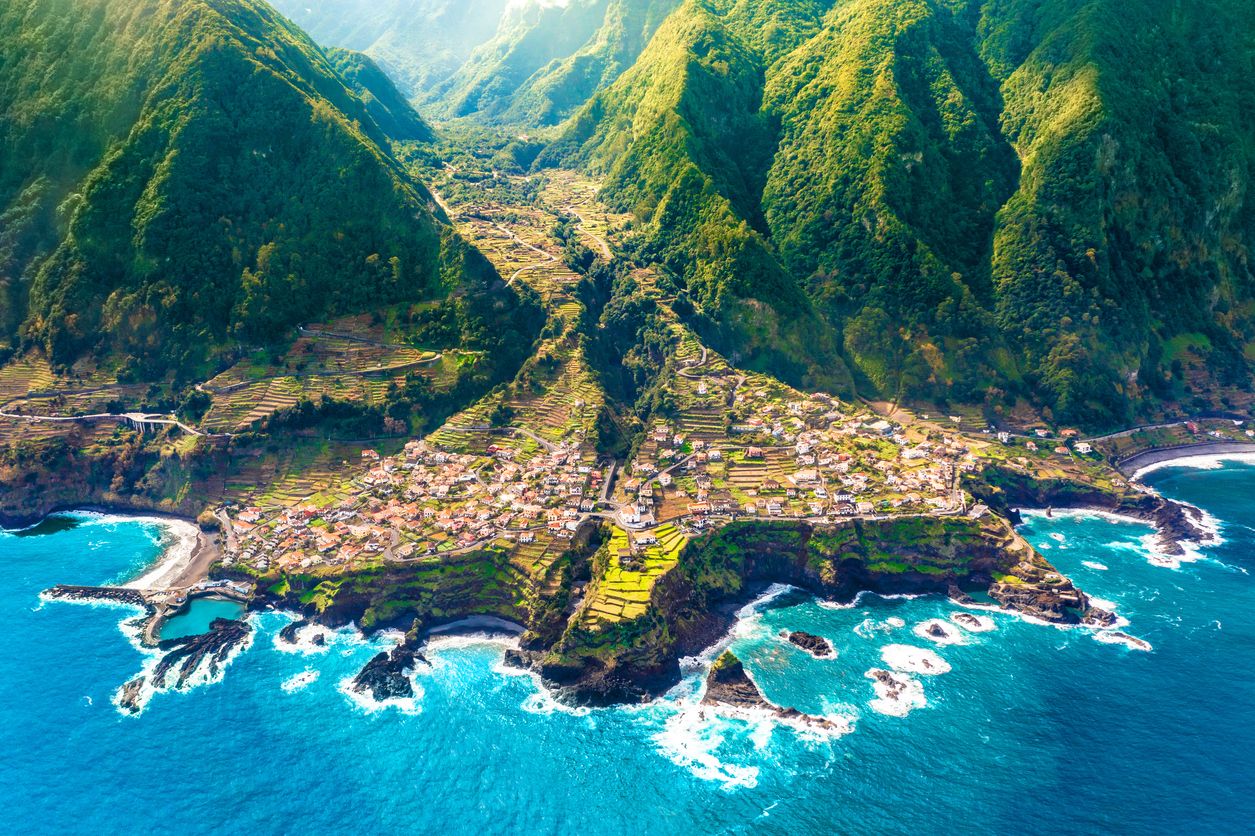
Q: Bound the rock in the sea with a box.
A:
[784,631,835,658]
[310,632,326,647]
[117,677,146,715]
[152,618,251,689]
[947,583,976,606]
[868,667,910,700]
[1081,607,1119,628]
[351,642,425,702]
[278,618,308,644]
[702,651,843,731]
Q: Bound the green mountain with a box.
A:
[0,0,530,379]
[546,0,1255,425]
[541,1,851,391]
[267,0,511,97]
[325,48,435,141]
[435,0,683,125]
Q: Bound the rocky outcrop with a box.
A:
[350,642,425,702]
[278,618,308,644]
[987,555,1088,623]
[702,651,844,731]
[117,677,146,714]
[784,631,835,658]
[152,618,251,689]
[542,515,1077,703]
[969,463,1214,555]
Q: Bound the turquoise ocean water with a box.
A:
[2,461,1254,834]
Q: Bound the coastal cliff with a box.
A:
[526,514,1105,704]
[967,464,1214,555]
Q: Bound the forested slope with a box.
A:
[0,0,533,380]
[546,0,1255,425]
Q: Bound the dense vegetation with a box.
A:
[325,48,435,141]
[544,0,1255,426]
[0,0,535,381]
[541,2,853,392]
[454,0,683,126]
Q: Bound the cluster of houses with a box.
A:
[617,387,968,534]
[222,438,605,574]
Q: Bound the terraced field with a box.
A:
[0,357,56,404]
[579,525,687,627]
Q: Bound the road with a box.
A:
[0,409,217,437]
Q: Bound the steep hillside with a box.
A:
[428,0,615,122]
[267,0,510,95]
[548,0,1255,426]
[542,1,852,391]
[0,0,530,379]
[500,0,682,125]
[326,48,435,141]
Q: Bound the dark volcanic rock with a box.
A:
[44,585,150,610]
[278,618,308,644]
[868,668,911,700]
[310,632,326,647]
[988,556,1089,624]
[702,651,844,731]
[351,642,426,702]
[951,612,984,630]
[152,618,251,689]
[1082,607,1119,627]
[117,677,146,715]
[784,631,835,658]
[947,583,976,606]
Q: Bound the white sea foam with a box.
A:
[881,644,950,675]
[273,620,335,655]
[735,583,795,619]
[337,675,421,715]
[119,518,201,590]
[912,619,966,645]
[113,613,257,716]
[1025,506,1219,570]
[1082,561,1109,571]
[281,670,320,692]
[865,669,926,717]
[854,615,910,639]
[653,708,761,790]
[1093,631,1153,652]
[1050,532,1067,543]
[1131,451,1255,481]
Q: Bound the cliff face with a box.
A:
[967,463,1213,555]
[534,514,1097,704]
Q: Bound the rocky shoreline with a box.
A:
[7,505,221,588]
[117,617,252,714]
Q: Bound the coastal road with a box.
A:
[0,409,214,438]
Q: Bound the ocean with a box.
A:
[3,460,1254,835]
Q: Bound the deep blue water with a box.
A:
[2,463,1254,835]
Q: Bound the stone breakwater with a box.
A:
[43,584,152,611]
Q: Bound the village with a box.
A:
[220,372,982,577]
